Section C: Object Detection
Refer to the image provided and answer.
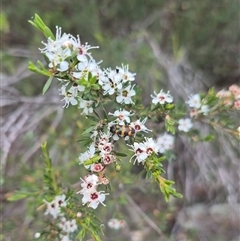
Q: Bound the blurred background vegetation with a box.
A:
[1,1,239,241]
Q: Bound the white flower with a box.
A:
[77,173,108,209]
[79,98,94,115]
[178,118,193,132]
[186,94,201,109]
[62,94,78,108]
[108,109,134,125]
[85,173,99,185]
[55,194,67,208]
[46,47,71,72]
[143,138,158,156]
[44,194,67,219]
[151,90,173,105]
[82,190,108,209]
[79,143,96,167]
[116,64,136,83]
[72,59,102,80]
[77,176,97,195]
[59,218,78,234]
[100,69,123,95]
[44,199,60,219]
[60,84,78,108]
[130,118,151,133]
[71,83,85,93]
[129,142,148,164]
[66,219,77,233]
[102,79,121,95]
[116,85,136,104]
[70,34,99,61]
[156,133,174,153]
[39,26,70,54]
[97,131,111,150]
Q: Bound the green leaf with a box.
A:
[86,115,99,122]
[42,76,53,95]
[165,103,175,110]
[28,61,51,76]
[157,156,166,162]
[200,134,215,142]
[159,177,182,202]
[89,76,97,84]
[43,26,55,40]
[88,71,92,81]
[93,110,101,119]
[28,14,54,39]
[145,170,152,179]
[81,126,95,136]
[101,103,108,121]
[7,190,38,201]
[151,105,162,112]
[91,84,100,90]
[115,152,128,157]
[83,155,101,166]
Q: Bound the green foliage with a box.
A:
[158,177,183,202]
[28,61,51,77]
[28,14,55,40]
[42,76,53,94]
[8,190,39,201]
[41,142,60,196]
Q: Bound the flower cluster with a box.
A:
[129,138,159,164]
[151,90,173,105]
[58,217,78,241]
[44,194,67,219]
[77,174,108,209]
[217,84,240,109]
[40,26,137,111]
[77,109,154,208]
[43,195,78,241]
[99,65,136,104]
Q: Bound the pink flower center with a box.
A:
[103,156,111,164]
[87,183,93,189]
[118,114,124,120]
[158,95,165,101]
[146,148,153,155]
[90,192,98,200]
[135,124,141,131]
[136,148,143,154]
[103,145,112,153]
